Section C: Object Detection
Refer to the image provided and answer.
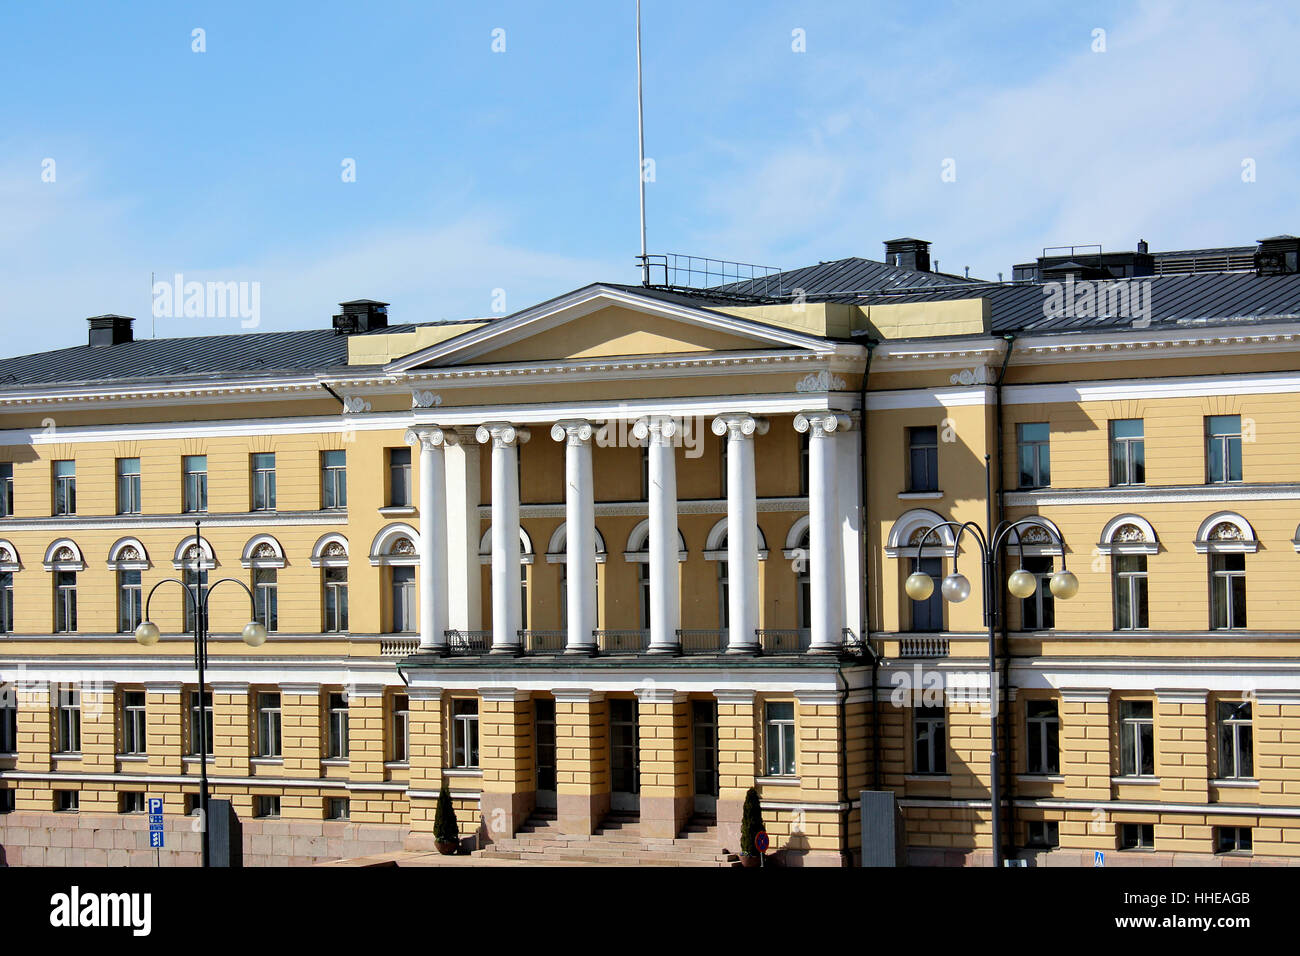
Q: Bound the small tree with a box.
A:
[739,786,765,856]
[434,780,459,846]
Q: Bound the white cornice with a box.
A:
[0,510,346,532]
[1004,483,1300,508]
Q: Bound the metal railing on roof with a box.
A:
[638,254,789,300]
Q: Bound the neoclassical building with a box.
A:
[2,236,1300,866]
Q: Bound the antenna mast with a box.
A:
[636,0,648,286]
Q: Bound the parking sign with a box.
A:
[148,797,163,815]
[150,831,165,849]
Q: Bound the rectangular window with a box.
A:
[1109,419,1145,486]
[1017,423,1051,489]
[452,698,479,769]
[257,692,282,758]
[1021,556,1055,630]
[327,692,349,759]
[322,450,347,510]
[639,445,650,501]
[798,431,810,497]
[391,693,409,763]
[118,569,142,633]
[1216,826,1252,854]
[1113,555,1148,630]
[251,452,276,511]
[255,795,280,819]
[1206,415,1243,483]
[182,568,207,634]
[1026,821,1059,849]
[121,792,146,814]
[323,567,349,632]
[907,426,939,492]
[638,562,651,630]
[189,691,213,756]
[0,789,15,813]
[0,462,14,516]
[0,571,12,633]
[254,569,278,632]
[116,457,142,514]
[53,460,76,515]
[719,441,728,498]
[1210,553,1247,630]
[1119,700,1155,777]
[1119,823,1155,850]
[909,557,943,632]
[0,686,16,753]
[390,566,415,632]
[1025,700,1060,774]
[54,571,77,633]
[764,701,796,776]
[913,705,947,775]
[56,790,79,812]
[1217,700,1253,779]
[388,448,412,507]
[182,455,208,513]
[56,687,80,753]
[121,690,147,755]
[326,797,350,821]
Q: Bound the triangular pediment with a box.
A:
[385,285,835,371]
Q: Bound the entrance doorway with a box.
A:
[691,699,719,816]
[535,698,557,810]
[609,698,640,812]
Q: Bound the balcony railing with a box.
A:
[592,629,650,653]
[677,629,727,654]
[754,628,811,653]
[444,629,491,656]
[379,637,419,657]
[518,629,566,653]
[899,636,950,658]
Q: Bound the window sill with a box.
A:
[115,754,148,762]
[1112,775,1160,785]
[1017,774,1064,784]
[182,754,213,763]
[905,774,951,782]
[378,506,417,517]
[1211,778,1259,788]
[898,491,943,500]
[384,761,410,770]
[755,775,800,787]
[251,757,284,766]
[52,753,82,759]
[443,767,482,778]
[321,758,349,767]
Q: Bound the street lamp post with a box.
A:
[132,520,268,867]
[903,460,1079,867]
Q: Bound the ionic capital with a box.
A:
[405,426,460,450]
[475,422,531,448]
[632,415,678,444]
[711,413,769,441]
[794,411,853,439]
[550,419,596,446]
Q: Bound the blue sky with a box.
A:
[1,0,1297,354]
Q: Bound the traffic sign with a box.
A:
[1094,850,1105,867]
[147,797,163,815]
[753,830,769,854]
[150,831,165,849]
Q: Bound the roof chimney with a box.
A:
[1137,239,1149,254]
[332,299,390,335]
[1254,236,1300,276]
[883,238,931,273]
[87,314,134,347]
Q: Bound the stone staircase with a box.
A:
[477,812,740,867]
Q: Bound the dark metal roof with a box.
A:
[838,272,1300,334]
[708,256,977,299]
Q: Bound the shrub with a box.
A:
[739,786,765,856]
[434,780,459,845]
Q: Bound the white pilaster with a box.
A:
[551,420,598,654]
[405,427,452,652]
[444,428,481,631]
[712,413,768,653]
[794,412,852,651]
[836,415,864,643]
[633,415,680,654]
[477,422,530,653]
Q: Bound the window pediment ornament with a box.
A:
[1193,511,1258,554]
[369,523,420,566]
[43,538,86,572]
[1098,514,1159,556]
[241,534,286,569]
[885,509,955,559]
[391,536,416,555]
[0,540,20,572]
[311,533,350,568]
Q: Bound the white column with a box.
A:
[551,420,598,654]
[405,427,452,652]
[444,428,481,631]
[837,416,864,643]
[476,422,530,653]
[712,413,768,653]
[633,415,680,654]
[794,412,852,651]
